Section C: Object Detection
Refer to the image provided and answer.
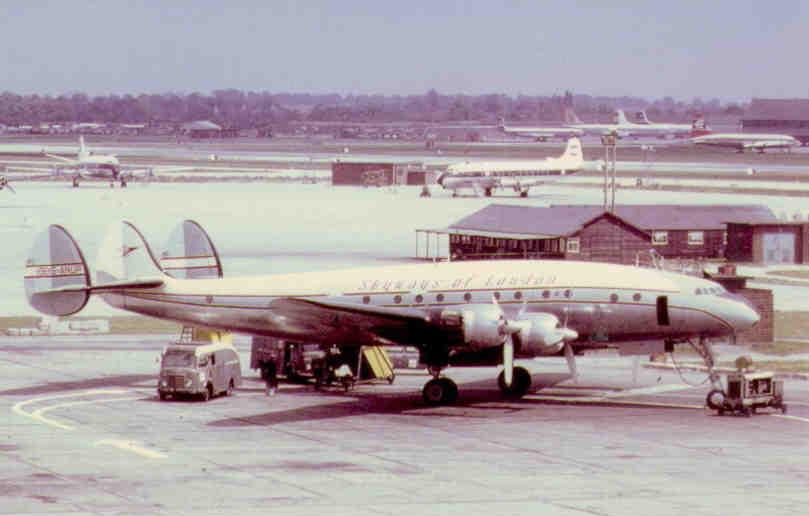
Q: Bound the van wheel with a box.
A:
[227,379,234,396]
[201,384,212,402]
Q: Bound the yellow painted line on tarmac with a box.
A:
[11,389,135,431]
[94,439,167,459]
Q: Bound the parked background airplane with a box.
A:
[436,137,584,197]
[562,107,628,137]
[690,132,801,152]
[41,137,186,187]
[614,110,705,139]
[496,117,583,142]
[24,219,759,406]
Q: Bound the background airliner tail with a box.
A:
[78,136,89,160]
[614,110,630,125]
[563,137,583,161]
[562,107,582,125]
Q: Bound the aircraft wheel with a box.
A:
[484,188,492,197]
[705,389,725,411]
[498,366,532,399]
[519,190,528,198]
[422,377,458,406]
[158,391,168,401]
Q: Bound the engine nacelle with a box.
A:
[513,313,577,356]
[439,304,506,350]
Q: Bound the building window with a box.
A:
[652,231,668,246]
[566,237,580,254]
[687,231,704,246]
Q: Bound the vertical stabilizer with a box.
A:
[24,225,91,316]
[614,110,630,125]
[96,221,166,284]
[78,136,89,160]
[562,138,583,163]
[160,220,223,279]
[634,111,651,124]
[563,107,582,125]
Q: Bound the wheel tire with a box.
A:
[782,404,788,414]
[200,384,212,402]
[158,391,168,401]
[498,367,532,399]
[422,378,445,406]
[441,378,458,405]
[226,379,234,397]
[705,389,726,411]
[422,378,458,406]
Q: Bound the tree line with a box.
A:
[0,89,746,129]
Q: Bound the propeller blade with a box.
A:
[503,334,514,387]
[563,343,578,380]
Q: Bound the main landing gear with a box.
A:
[422,366,458,406]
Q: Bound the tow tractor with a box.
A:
[705,356,787,416]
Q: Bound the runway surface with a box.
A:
[2,334,808,515]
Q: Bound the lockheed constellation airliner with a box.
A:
[24,220,759,406]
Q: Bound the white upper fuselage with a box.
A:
[691,133,800,149]
[500,125,583,140]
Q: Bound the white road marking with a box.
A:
[95,439,167,459]
[772,414,809,425]
[604,383,695,398]
[11,389,131,431]
[528,383,702,409]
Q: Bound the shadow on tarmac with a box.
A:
[0,374,154,396]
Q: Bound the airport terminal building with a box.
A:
[429,204,778,264]
[742,98,809,144]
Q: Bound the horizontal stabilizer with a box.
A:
[25,225,91,316]
[160,220,223,279]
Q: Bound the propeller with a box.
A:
[493,295,527,388]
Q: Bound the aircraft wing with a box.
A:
[269,297,433,346]
[744,141,793,150]
[44,154,79,165]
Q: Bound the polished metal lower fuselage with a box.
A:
[101,281,757,352]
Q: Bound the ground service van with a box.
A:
[158,342,242,401]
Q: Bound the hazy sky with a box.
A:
[3,1,808,100]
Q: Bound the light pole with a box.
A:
[600,131,618,212]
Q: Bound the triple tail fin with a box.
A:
[159,220,223,279]
[24,222,165,317]
[24,225,92,316]
[96,221,167,284]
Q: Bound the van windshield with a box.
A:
[162,350,195,368]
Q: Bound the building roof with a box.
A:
[182,120,222,131]
[746,98,809,120]
[448,204,777,237]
